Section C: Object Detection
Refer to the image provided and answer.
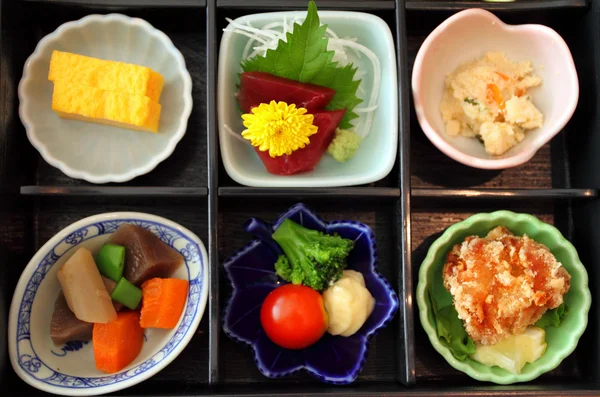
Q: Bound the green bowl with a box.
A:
[416,210,591,384]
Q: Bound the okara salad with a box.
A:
[223,0,381,175]
[260,219,375,349]
[431,226,570,374]
[51,224,189,374]
[440,52,544,156]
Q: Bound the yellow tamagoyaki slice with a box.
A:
[51,80,161,133]
[48,50,164,102]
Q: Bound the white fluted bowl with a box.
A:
[18,14,193,184]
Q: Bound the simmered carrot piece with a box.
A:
[140,278,189,329]
[93,311,144,374]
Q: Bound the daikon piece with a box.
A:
[50,276,121,346]
[57,247,117,324]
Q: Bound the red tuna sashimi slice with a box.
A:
[255,109,346,176]
[237,72,336,113]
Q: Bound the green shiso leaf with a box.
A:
[240,0,362,128]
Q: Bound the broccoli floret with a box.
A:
[272,218,354,291]
[274,256,292,280]
[274,255,305,285]
[327,128,362,162]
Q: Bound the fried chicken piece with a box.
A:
[443,226,570,345]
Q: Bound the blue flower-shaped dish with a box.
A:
[222,203,399,384]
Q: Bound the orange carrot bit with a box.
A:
[140,278,189,329]
[93,311,144,374]
[486,83,505,110]
[515,88,525,97]
[494,71,511,81]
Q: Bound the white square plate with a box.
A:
[217,10,398,187]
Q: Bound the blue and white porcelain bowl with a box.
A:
[222,203,399,384]
[8,212,208,396]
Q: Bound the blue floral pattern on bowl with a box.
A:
[222,203,399,384]
[10,215,207,395]
[51,341,90,357]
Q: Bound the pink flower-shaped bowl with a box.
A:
[411,8,579,169]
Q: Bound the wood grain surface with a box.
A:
[406,0,588,11]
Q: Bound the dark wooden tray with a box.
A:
[1,0,599,396]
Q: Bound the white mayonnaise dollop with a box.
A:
[322,270,375,337]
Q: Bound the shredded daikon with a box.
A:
[223,123,248,144]
[223,16,382,140]
[355,105,378,113]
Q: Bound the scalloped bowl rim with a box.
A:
[416,210,591,384]
[221,203,399,384]
[7,212,209,396]
[18,13,193,184]
[411,8,579,170]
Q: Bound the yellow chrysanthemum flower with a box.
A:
[241,100,318,158]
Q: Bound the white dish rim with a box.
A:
[18,13,193,184]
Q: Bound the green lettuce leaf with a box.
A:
[428,289,475,361]
[241,0,362,128]
[535,303,569,328]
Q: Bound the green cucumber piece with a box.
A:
[111,277,142,310]
[96,244,125,282]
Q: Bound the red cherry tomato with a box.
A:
[260,284,328,350]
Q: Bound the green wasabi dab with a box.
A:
[327,128,362,163]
